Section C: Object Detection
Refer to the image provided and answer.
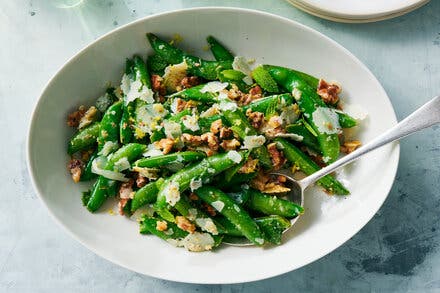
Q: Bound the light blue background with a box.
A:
[1,0,440,292]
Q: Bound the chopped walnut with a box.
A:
[210,119,223,135]
[340,140,362,154]
[156,220,168,232]
[80,149,93,162]
[151,74,166,96]
[118,198,129,215]
[175,98,198,113]
[155,138,174,154]
[226,84,262,106]
[68,159,83,183]
[220,139,241,151]
[201,132,219,151]
[262,183,291,194]
[67,105,86,128]
[219,127,233,139]
[317,79,341,105]
[180,76,200,89]
[202,202,217,216]
[175,216,196,233]
[238,158,259,174]
[189,193,199,201]
[267,143,286,170]
[78,106,98,129]
[250,171,271,191]
[196,146,216,157]
[181,133,203,146]
[118,179,134,199]
[136,173,148,188]
[246,109,265,129]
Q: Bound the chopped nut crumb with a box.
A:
[78,106,98,129]
[151,74,166,96]
[155,138,175,154]
[201,132,219,151]
[219,127,233,139]
[210,119,223,135]
[156,220,168,232]
[202,202,217,216]
[267,142,286,170]
[175,216,196,233]
[135,173,148,188]
[68,159,83,183]
[317,79,341,105]
[189,193,199,201]
[67,105,86,128]
[181,133,203,146]
[220,139,241,151]
[246,109,265,129]
[118,179,134,199]
[238,158,259,174]
[180,76,200,89]
[340,140,362,154]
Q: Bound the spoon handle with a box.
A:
[298,95,440,189]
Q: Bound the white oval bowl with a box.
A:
[27,7,399,284]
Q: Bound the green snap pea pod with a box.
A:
[223,109,272,169]
[198,114,227,132]
[218,70,249,92]
[133,55,151,88]
[290,69,319,89]
[245,189,304,218]
[149,129,166,142]
[68,122,100,155]
[242,93,293,116]
[80,150,99,181]
[195,186,265,246]
[119,58,139,144]
[255,215,291,245]
[214,217,243,236]
[223,151,249,182]
[147,54,168,75]
[86,143,147,212]
[155,151,246,209]
[207,36,234,61]
[134,151,206,168]
[147,33,232,80]
[169,84,219,103]
[251,66,279,93]
[337,111,358,128]
[285,122,321,154]
[263,65,340,163]
[275,138,349,195]
[140,216,189,239]
[97,101,123,151]
[131,178,164,212]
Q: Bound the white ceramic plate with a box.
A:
[287,0,429,23]
[27,7,399,284]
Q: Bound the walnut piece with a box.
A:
[155,138,174,154]
[219,127,233,139]
[135,173,148,188]
[267,143,286,170]
[180,76,200,89]
[201,132,219,151]
[317,79,341,105]
[181,133,203,146]
[156,220,168,232]
[246,109,265,129]
[78,106,98,129]
[210,119,223,135]
[67,105,86,128]
[238,158,259,174]
[340,140,362,154]
[219,139,241,151]
[68,159,83,183]
[175,216,196,233]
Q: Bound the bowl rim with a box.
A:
[26,6,400,284]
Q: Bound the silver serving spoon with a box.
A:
[225,95,440,246]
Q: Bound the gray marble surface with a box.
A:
[1,0,440,292]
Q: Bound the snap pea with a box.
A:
[251,66,279,93]
[80,150,98,181]
[155,151,246,209]
[147,54,168,75]
[207,35,234,61]
[140,216,189,239]
[338,112,358,128]
[133,55,151,88]
[68,122,100,155]
[97,101,123,151]
[218,70,249,92]
[263,65,340,163]
[285,122,321,153]
[242,93,293,116]
[275,138,349,195]
[87,143,147,212]
[223,109,272,169]
[255,215,291,245]
[147,33,232,80]
[131,178,164,212]
[134,151,206,168]
[245,189,304,218]
[195,186,265,246]
[169,84,219,103]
